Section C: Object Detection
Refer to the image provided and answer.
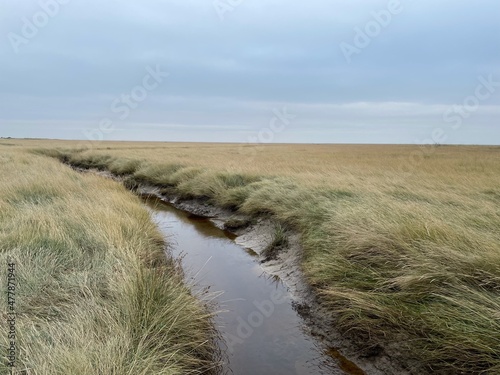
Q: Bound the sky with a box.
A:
[0,0,499,144]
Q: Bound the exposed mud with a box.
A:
[71,166,414,375]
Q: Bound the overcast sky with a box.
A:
[1,0,499,144]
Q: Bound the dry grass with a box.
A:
[5,139,500,373]
[0,147,217,374]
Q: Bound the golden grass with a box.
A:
[0,147,216,374]
[5,139,500,373]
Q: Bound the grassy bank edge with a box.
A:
[1,150,218,374]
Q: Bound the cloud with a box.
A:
[0,0,499,143]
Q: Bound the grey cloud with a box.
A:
[0,0,499,144]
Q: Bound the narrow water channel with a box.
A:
[144,196,363,375]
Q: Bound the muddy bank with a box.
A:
[145,196,346,374]
[71,166,412,375]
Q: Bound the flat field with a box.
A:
[4,139,500,374]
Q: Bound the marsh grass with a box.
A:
[0,149,216,374]
[262,223,289,261]
[25,140,500,373]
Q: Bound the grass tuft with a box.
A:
[262,223,289,260]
